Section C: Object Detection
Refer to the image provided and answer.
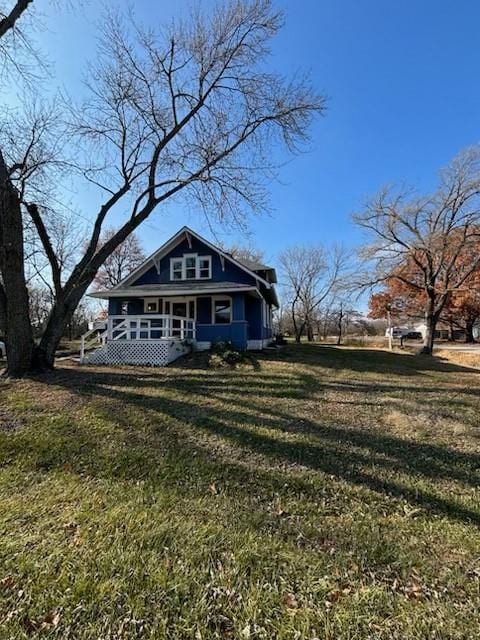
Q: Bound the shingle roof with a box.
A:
[236,258,272,271]
[90,281,258,298]
[235,258,277,283]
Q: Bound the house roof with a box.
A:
[113,226,275,290]
[234,257,278,283]
[90,282,261,299]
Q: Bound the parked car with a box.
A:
[385,326,408,338]
[403,331,422,340]
[0,340,5,358]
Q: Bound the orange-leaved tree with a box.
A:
[356,147,480,354]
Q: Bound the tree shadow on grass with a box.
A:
[27,363,480,527]
[263,343,480,377]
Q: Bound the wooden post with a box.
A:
[387,309,393,351]
[80,335,85,363]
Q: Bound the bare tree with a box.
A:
[223,243,265,265]
[355,146,480,355]
[0,0,54,375]
[0,1,37,79]
[0,0,325,375]
[279,244,347,342]
[93,229,146,290]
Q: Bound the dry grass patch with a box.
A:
[0,344,479,639]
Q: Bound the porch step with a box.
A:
[83,339,191,366]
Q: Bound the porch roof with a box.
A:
[90,281,260,299]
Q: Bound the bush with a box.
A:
[209,340,252,368]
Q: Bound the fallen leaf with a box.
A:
[42,611,61,628]
[283,593,299,609]
[0,575,15,589]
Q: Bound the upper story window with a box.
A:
[170,254,212,280]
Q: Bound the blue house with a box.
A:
[86,227,278,365]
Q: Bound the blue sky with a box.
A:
[28,0,480,265]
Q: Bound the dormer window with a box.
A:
[198,257,211,278]
[171,259,183,280]
[170,254,212,280]
[185,256,196,279]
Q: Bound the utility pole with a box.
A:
[387,308,393,351]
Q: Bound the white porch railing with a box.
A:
[108,314,196,341]
[80,327,107,362]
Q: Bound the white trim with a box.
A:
[144,298,159,313]
[114,227,271,290]
[263,300,272,329]
[108,314,196,340]
[162,296,197,321]
[198,255,212,279]
[90,286,260,299]
[169,253,212,281]
[211,295,232,324]
[170,256,184,281]
[153,255,161,274]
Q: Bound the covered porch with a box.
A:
[108,314,196,341]
[85,283,271,366]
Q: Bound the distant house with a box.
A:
[385,326,409,338]
[84,227,278,365]
[414,323,452,341]
[414,322,480,341]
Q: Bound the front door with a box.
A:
[167,298,195,319]
[172,301,187,318]
[167,298,195,338]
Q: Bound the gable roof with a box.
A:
[234,257,278,283]
[114,226,275,291]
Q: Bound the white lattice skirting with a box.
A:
[85,339,191,366]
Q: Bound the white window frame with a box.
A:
[170,258,184,281]
[169,254,212,281]
[197,255,212,279]
[265,302,271,328]
[184,253,197,280]
[212,295,232,324]
[162,297,196,320]
[144,298,159,313]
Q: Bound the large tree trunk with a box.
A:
[336,306,344,346]
[0,283,6,335]
[420,298,438,355]
[306,321,314,342]
[448,318,455,342]
[0,151,34,377]
[291,302,303,343]
[465,320,476,344]
[31,290,84,371]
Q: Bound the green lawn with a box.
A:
[0,345,479,639]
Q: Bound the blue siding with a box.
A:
[196,297,212,324]
[245,296,262,340]
[196,292,247,349]
[196,322,248,349]
[133,236,256,287]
